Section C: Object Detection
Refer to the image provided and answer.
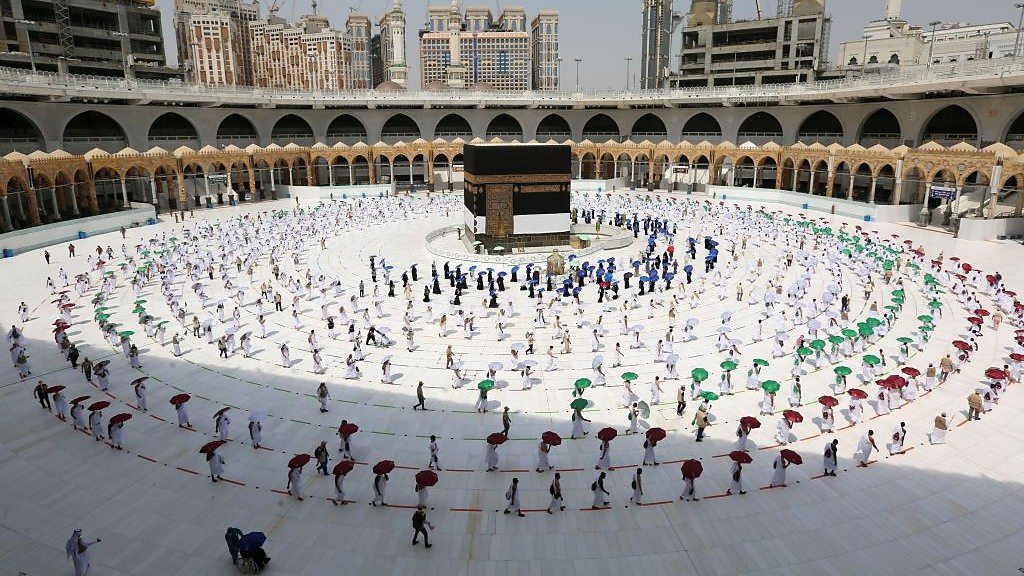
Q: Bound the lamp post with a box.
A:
[624,57,633,91]
[1015,3,1024,57]
[574,57,582,91]
[15,19,37,72]
[926,20,941,67]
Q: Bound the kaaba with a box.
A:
[463,143,572,251]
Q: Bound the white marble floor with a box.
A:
[1,191,1023,576]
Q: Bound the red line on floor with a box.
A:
[758,443,782,451]
[394,465,418,470]
[386,504,419,509]
[759,485,784,491]
[636,500,673,506]
[270,489,289,495]
[148,414,166,421]
[555,467,584,472]
[704,493,731,499]
[711,453,730,458]
[580,506,612,511]
[256,445,274,451]
[809,473,827,479]
[136,454,157,463]
[449,508,483,512]
[500,469,530,473]
[801,433,821,441]
[957,419,971,427]
[444,468,475,472]
[219,478,246,486]
[104,392,116,399]
[176,466,199,475]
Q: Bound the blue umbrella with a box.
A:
[683,265,693,273]
[238,532,266,552]
[498,272,507,277]
[640,276,650,283]
[511,265,520,272]
[665,273,675,281]
[607,257,615,262]
[568,255,577,260]
[604,273,613,282]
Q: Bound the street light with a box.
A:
[926,21,942,67]
[1015,3,1024,57]
[574,57,582,92]
[624,57,633,91]
[14,19,37,72]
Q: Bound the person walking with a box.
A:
[65,528,100,576]
[33,380,51,410]
[967,391,983,421]
[547,473,565,513]
[629,467,644,505]
[591,471,610,509]
[316,382,330,413]
[371,472,389,506]
[855,430,878,467]
[930,412,948,444]
[504,477,525,517]
[501,407,511,436]
[411,509,433,548]
[314,441,330,475]
[823,439,839,476]
[413,381,427,410]
[224,526,243,565]
[694,406,709,442]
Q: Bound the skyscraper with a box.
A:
[379,0,409,87]
[345,14,373,90]
[531,10,560,91]
[174,0,259,85]
[640,0,679,90]
[248,13,351,91]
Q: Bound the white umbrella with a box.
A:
[632,325,645,333]
[248,410,267,422]
[666,353,679,364]
[808,319,822,331]
[488,361,504,372]
[376,326,392,334]
[510,343,525,351]
[381,355,393,363]
[717,325,731,334]
[591,355,604,369]
[521,359,539,368]
[686,317,700,327]
[720,311,732,322]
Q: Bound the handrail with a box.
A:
[2,57,1024,105]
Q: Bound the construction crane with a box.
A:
[753,0,763,19]
[262,0,283,17]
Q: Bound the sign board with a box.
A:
[208,174,228,186]
[672,166,689,174]
[929,185,957,200]
[451,164,465,173]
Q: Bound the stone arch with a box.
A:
[598,152,615,180]
[0,108,43,154]
[535,113,571,141]
[920,105,979,146]
[737,112,783,144]
[757,157,778,188]
[682,113,722,140]
[271,114,314,146]
[381,114,422,142]
[631,113,667,140]
[858,108,902,147]
[148,112,199,147]
[485,114,523,140]
[580,152,597,179]
[1002,109,1024,150]
[810,160,829,196]
[797,111,843,145]
[875,164,897,204]
[434,114,473,139]
[217,113,259,146]
[63,111,127,153]
[327,114,368,144]
[582,114,620,140]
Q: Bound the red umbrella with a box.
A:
[952,341,971,351]
[949,256,960,262]
[109,413,132,424]
[69,395,90,405]
[974,309,990,317]
[597,427,618,442]
[848,388,868,399]
[46,385,66,394]
[780,449,803,465]
[415,470,439,487]
[1010,353,1024,361]
[645,427,667,442]
[986,275,997,285]
[339,422,359,436]
[541,431,562,446]
[169,393,191,405]
[967,317,983,326]
[818,395,838,408]
[739,416,761,429]
[1003,290,1016,297]
[87,401,110,411]
[955,274,967,281]
[783,410,803,424]
[729,451,753,464]
[199,440,226,454]
[680,459,703,479]
[372,460,395,474]
[985,368,1008,380]
[903,239,913,245]
[901,367,921,378]
[214,407,230,417]
[962,263,973,272]
[486,432,508,445]
[60,303,75,310]
[288,454,312,469]
[888,375,908,388]
[52,320,69,326]
[332,461,354,476]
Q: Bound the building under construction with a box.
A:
[659,0,831,88]
[0,0,180,79]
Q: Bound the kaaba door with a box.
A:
[485,185,513,238]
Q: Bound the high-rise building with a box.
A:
[345,14,373,90]
[0,0,180,79]
[668,0,831,87]
[420,2,556,91]
[248,13,351,91]
[378,0,408,87]
[173,0,259,85]
[531,10,559,91]
[640,0,680,90]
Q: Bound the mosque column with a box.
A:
[869,176,878,204]
[150,176,158,204]
[49,187,61,219]
[328,162,335,186]
[808,171,816,194]
[892,160,904,205]
[25,188,41,224]
[349,162,354,185]
[1,195,12,231]
[120,178,130,208]
[846,173,855,200]
[68,183,80,216]
[986,163,1002,219]
[87,178,99,213]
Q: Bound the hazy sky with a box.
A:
[156,0,1016,88]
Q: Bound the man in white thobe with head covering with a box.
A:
[65,528,100,576]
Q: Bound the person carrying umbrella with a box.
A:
[769,453,789,488]
[371,471,388,506]
[287,459,305,501]
[207,449,225,482]
[727,453,748,495]
[624,402,639,435]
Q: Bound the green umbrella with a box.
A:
[621,372,638,382]
[929,300,943,309]
[95,313,110,321]
[883,261,893,271]
[691,368,709,382]
[862,355,881,366]
[570,398,588,411]
[118,330,135,337]
[884,305,899,312]
[828,335,845,345]
[809,339,826,351]
[574,378,592,390]
[477,379,495,391]
[700,391,720,401]
[897,337,913,344]
[834,366,852,376]
[865,317,882,328]
[761,380,780,393]
[891,296,905,305]
[842,328,858,339]
[917,315,933,324]
[797,347,814,357]
[94,307,109,313]
[891,289,905,298]
[720,360,738,371]
[753,358,770,367]
[919,324,935,332]
[908,263,920,271]
[859,326,874,337]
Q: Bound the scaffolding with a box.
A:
[53,0,75,57]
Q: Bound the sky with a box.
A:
[156,0,1015,89]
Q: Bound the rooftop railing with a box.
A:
[1,57,1024,105]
